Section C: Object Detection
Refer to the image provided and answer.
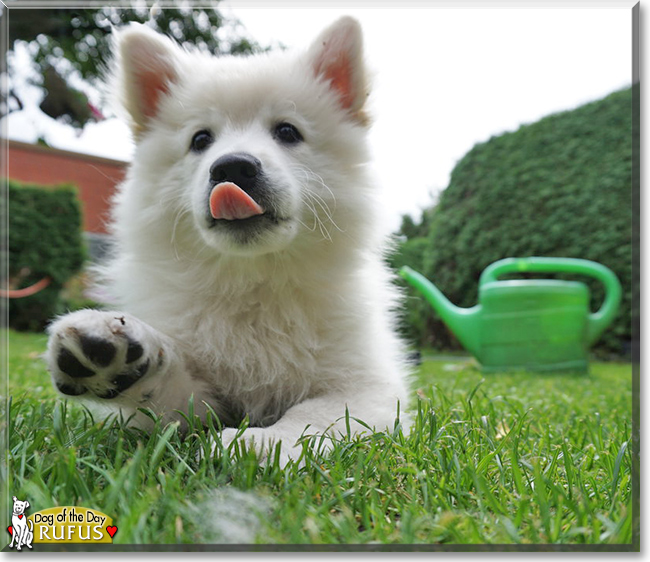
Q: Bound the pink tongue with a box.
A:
[209,182,264,221]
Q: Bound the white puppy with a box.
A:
[46,17,409,463]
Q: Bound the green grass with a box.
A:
[3,329,636,548]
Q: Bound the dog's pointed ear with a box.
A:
[25,501,29,509]
[113,24,180,137]
[307,17,369,124]
[12,496,16,502]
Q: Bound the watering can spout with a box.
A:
[399,266,481,355]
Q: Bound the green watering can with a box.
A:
[400,257,622,372]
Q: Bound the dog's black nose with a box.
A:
[209,153,262,193]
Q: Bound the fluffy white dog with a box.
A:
[46,17,409,463]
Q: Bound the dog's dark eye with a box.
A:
[273,122,303,145]
[190,129,214,153]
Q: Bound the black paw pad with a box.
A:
[95,387,120,400]
[113,371,142,393]
[56,381,86,396]
[95,360,150,400]
[79,335,117,368]
[126,338,144,364]
[57,348,95,379]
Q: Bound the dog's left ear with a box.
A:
[307,17,369,124]
[25,501,29,509]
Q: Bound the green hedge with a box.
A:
[394,87,633,356]
[3,181,86,331]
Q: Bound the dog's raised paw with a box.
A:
[46,310,160,401]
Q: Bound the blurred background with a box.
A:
[2,2,636,359]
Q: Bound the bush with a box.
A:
[389,237,436,346]
[3,181,86,331]
[396,87,633,355]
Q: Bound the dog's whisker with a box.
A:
[298,194,327,239]
[303,190,344,235]
[298,194,321,232]
[309,172,338,211]
[311,208,332,241]
[303,200,320,230]
[295,217,316,233]
[291,164,338,212]
[291,164,343,234]
[308,193,338,227]
[319,224,332,242]
[300,194,334,241]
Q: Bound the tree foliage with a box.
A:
[392,87,633,356]
[6,4,259,127]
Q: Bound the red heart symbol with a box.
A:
[18,515,23,520]
[7,526,12,536]
[106,526,118,538]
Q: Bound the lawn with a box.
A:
[3,329,637,549]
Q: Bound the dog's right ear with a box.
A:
[113,24,180,137]
[307,17,369,125]
[12,496,16,502]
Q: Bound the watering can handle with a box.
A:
[479,257,622,345]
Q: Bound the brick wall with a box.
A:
[7,140,128,235]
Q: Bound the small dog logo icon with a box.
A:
[8,496,33,550]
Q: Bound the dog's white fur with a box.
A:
[10,496,33,550]
[46,17,409,463]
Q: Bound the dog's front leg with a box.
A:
[46,310,222,427]
[15,526,24,550]
[220,385,405,465]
